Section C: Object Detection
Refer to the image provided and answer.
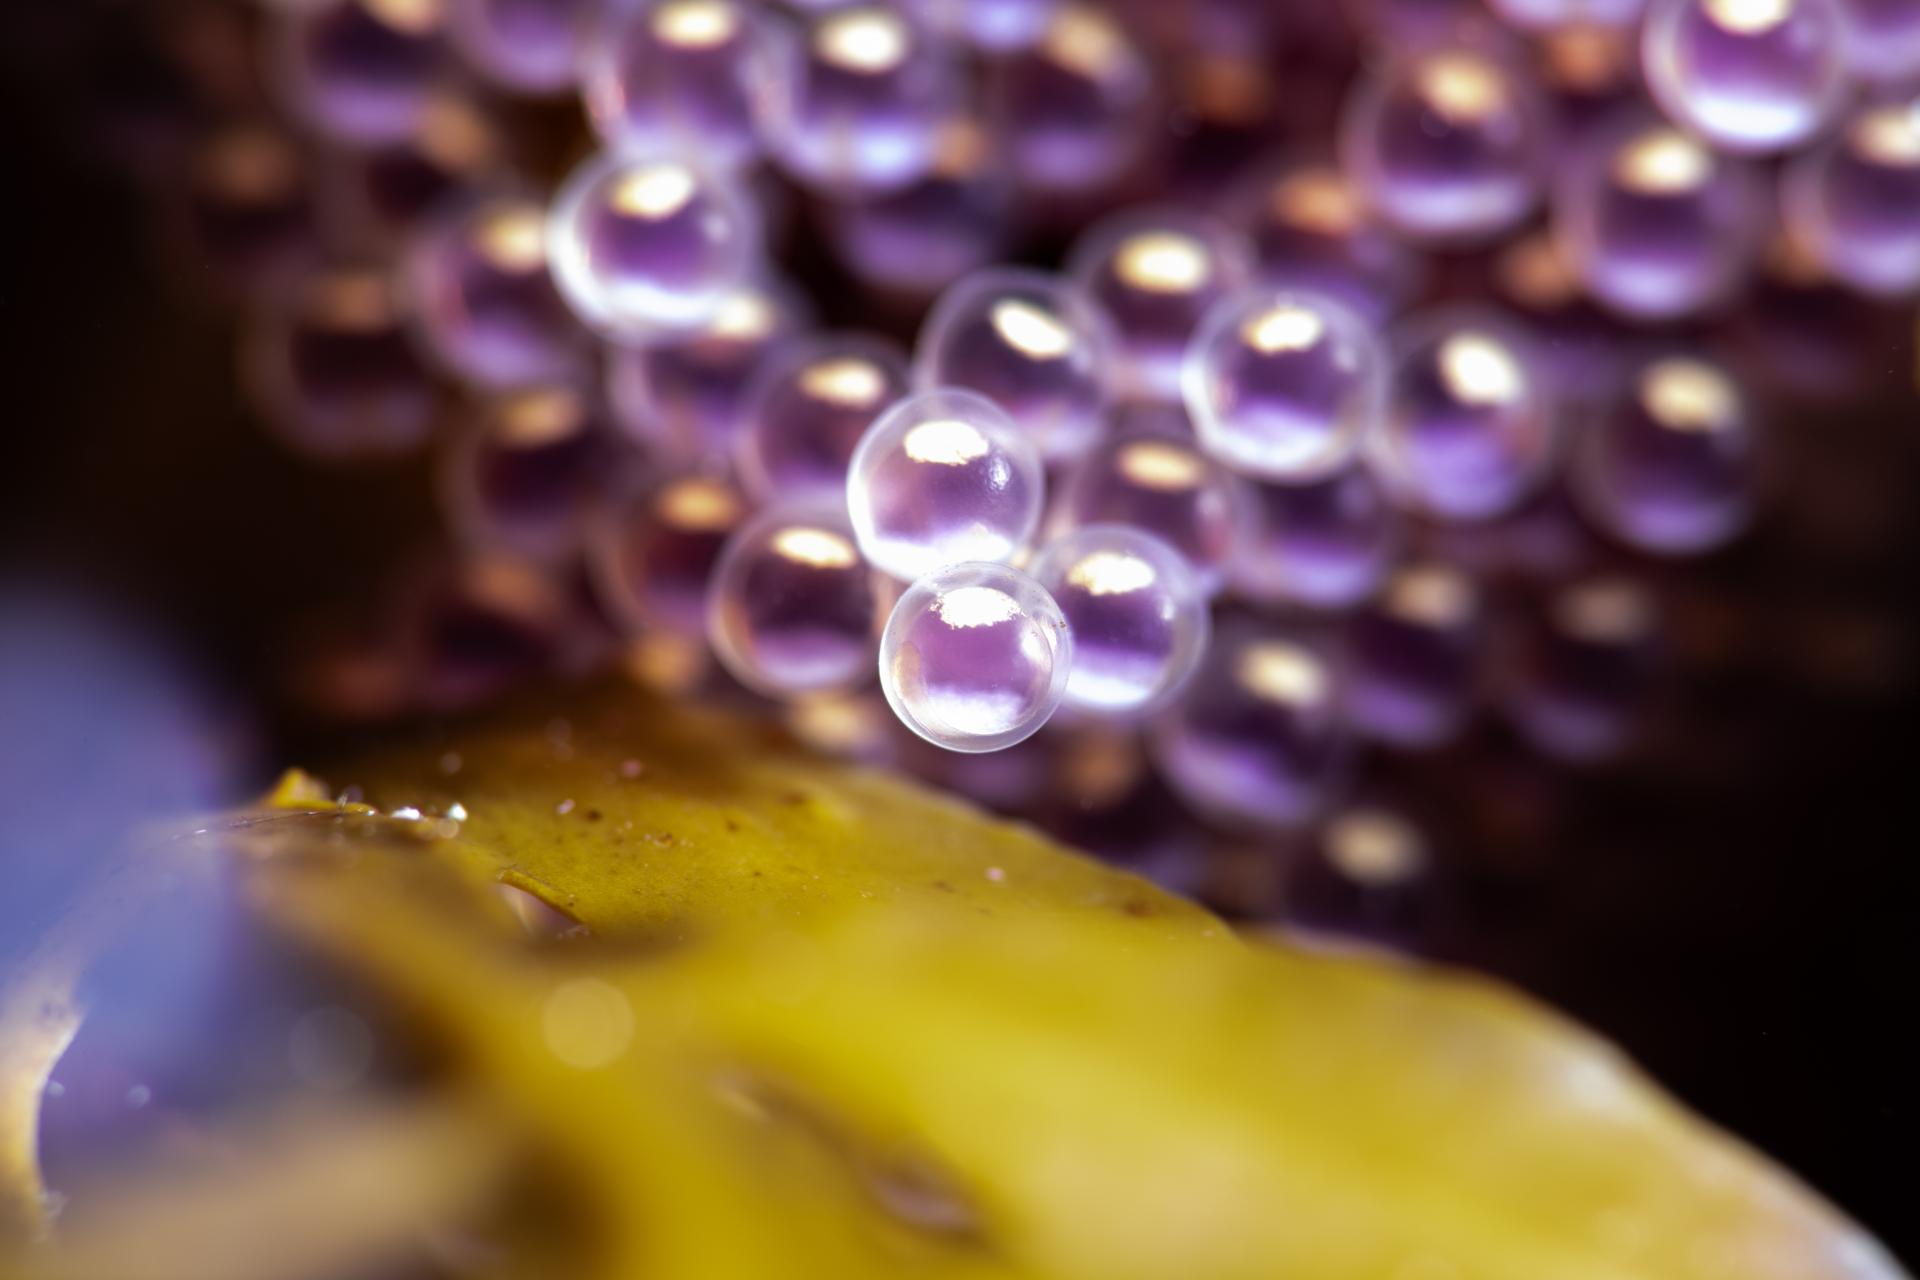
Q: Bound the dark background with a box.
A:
[1,1,1914,1260]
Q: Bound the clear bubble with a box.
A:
[606,275,811,462]
[1501,575,1660,760]
[1345,562,1484,748]
[438,386,627,562]
[984,4,1158,196]
[847,388,1046,581]
[1233,467,1402,609]
[1570,354,1760,554]
[879,561,1073,752]
[1065,206,1253,403]
[753,3,963,195]
[1835,0,1920,85]
[913,267,1115,463]
[447,0,595,94]
[1227,161,1425,325]
[272,0,449,146]
[546,148,759,338]
[736,332,911,501]
[590,466,747,635]
[1183,287,1386,481]
[583,0,768,167]
[1783,101,1920,298]
[244,265,438,462]
[707,504,882,696]
[1554,112,1765,321]
[1030,525,1209,717]
[1053,427,1248,596]
[1642,0,1847,154]
[401,191,588,389]
[1149,622,1352,829]
[1368,308,1559,521]
[1340,49,1550,245]
[825,120,1015,297]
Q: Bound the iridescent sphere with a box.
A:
[273,0,448,146]
[914,267,1115,462]
[1149,623,1351,829]
[590,467,747,635]
[1571,355,1760,554]
[1228,162,1424,325]
[754,4,962,195]
[402,192,587,389]
[583,0,767,167]
[879,561,1073,752]
[1368,310,1558,522]
[736,333,911,501]
[1233,468,1401,609]
[605,276,809,461]
[1030,525,1209,717]
[438,387,623,561]
[1554,114,1764,321]
[825,121,1014,296]
[1340,49,1551,245]
[1784,103,1920,298]
[546,149,758,338]
[1065,206,1253,403]
[1502,576,1660,760]
[1183,288,1386,481]
[1487,0,1646,29]
[244,266,437,461]
[1345,562,1484,748]
[1053,428,1247,596]
[985,4,1158,196]
[846,389,1046,581]
[1835,0,1920,85]
[706,504,881,696]
[447,0,595,94]
[1642,0,1847,154]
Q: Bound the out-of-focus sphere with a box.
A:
[447,0,595,94]
[188,124,320,292]
[1149,624,1351,829]
[1571,355,1760,554]
[1835,0,1920,85]
[1230,163,1424,325]
[1346,562,1484,748]
[826,121,1014,296]
[707,504,881,696]
[325,93,508,249]
[847,389,1046,581]
[987,4,1157,196]
[606,277,809,460]
[1554,116,1764,321]
[1487,0,1646,29]
[274,0,448,146]
[754,4,962,195]
[1784,103,1920,297]
[1642,0,1848,154]
[1340,50,1551,245]
[1031,525,1208,717]
[591,467,747,635]
[1503,575,1660,760]
[546,149,758,338]
[583,0,767,168]
[1234,468,1402,609]
[1054,428,1247,596]
[439,386,621,561]
[917,0,1060,50]
[736,333,911,501]
[1183,288,1386,482]
[1065,207,1253,403]
[879,562,1073,753]
[402,192,587,389]
[914,268,1114,463]
[1368,311,1558,521]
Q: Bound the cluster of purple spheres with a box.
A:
[138,0,1920,916]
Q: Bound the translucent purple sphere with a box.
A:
[847,388,1046,581]
[1346,562,1485,748]
[985,4,1157,196]
[1835,0,1920,85]
[1502,576,1661,760]
[826,122,1015,296]
[583,0,768,167]
[736,332,911,501]
[1642,0,1848,154]
[1031,525,1209,717]
[707,504,881,696]
[1054,427,1248,596]
[591,467,747,636]
[1784,103,1920,298]
[1229,161,1425,326]
[273,0,448,146]
[326,93,508,250]
[879,561,1073,752]
[914,267,1115,463]
[447,0,596,94]
[1233,467,1402,610]
[438,386,623,561]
